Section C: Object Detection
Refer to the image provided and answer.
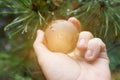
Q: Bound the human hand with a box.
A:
[33,17,111,80]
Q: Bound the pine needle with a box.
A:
[114,23,118,36]
[9,26,24,39]
[38,11,45,23]
[31,21,39,39]
[22,13,35,34]
[104,10,109,37]
[4,14,32,31]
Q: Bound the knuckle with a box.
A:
[80,31,92,35]
[90,38,102,43]
[93,38,102,42]
[89,38,106,47]
[80,31,93,38]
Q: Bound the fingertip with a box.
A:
[84,38,107,62]
[37,29,44,37]
[68,17,81,26]
[79,31,94,39]
[68,17,79,23]
[33,29,44,48]
[36,29,44,42]
[77,31,93,51]
[68,17,81,32]
[84,39,100,62]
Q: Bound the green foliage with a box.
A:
[1,0,119,38]
[0,0,45,38]
[0,0,120,80]
[70,0,120,37]
[12,74,32,80]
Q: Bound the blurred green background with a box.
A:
[0,0,120,80]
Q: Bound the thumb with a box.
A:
[33,30,50,58]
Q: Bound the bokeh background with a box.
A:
[0,0,120,80]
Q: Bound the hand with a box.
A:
[33,17,111,80]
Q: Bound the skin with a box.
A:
[33,17,111,80]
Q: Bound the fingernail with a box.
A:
[78,39,85,46]
[85,50,93,57]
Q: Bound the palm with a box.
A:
[77,57,110,80]
[38,51,110,80]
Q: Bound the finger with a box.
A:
[34,30,44,44]
[68,17,81,32]
[85,38,108,62]
[76,31,93,57]
[77,31,94,50]
[33,30,50,58]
